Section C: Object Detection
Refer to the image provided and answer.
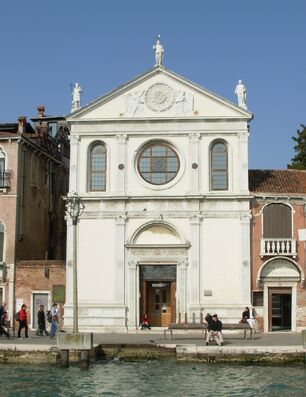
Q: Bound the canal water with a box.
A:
[1,360,305,396]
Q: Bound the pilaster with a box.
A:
[238,131,249,193]
[177,259,188,316]
[116,134,127,193]
[127,260,137,328]
[69,134,80,192]
[240,212,251,303]
[114,215,127,303]
[189,133,200,193]
[189,214,201,306]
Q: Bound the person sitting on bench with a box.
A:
[140,314,151,330]
[206,314,224,346]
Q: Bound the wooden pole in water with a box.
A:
[60,350,69,368]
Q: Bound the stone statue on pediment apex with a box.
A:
[153,35,164,66]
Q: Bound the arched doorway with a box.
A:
[257,257,303,332]
[127,222,189,328]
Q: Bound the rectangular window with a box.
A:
[252,291,264,306]
[48,122,58,138]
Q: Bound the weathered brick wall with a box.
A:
[251,198,306,330]
[15,260,65,327]
[297,287,306,328]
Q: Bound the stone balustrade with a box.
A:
[260,238,296,257]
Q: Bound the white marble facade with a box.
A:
[65,66,253,331]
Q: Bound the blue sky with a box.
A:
[1,1,305,169]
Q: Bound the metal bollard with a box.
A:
[184,313,188,324]
[178,313,181,324]
[192,313,196,324]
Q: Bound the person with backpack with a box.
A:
[17,304,29,339]
[49,302,58,339]
[36,305,49,336]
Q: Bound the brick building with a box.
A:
[0,107,69,329]
[249,169,306,332]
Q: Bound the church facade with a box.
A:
[65,65,254,331]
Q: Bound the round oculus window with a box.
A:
[138,143,180,185]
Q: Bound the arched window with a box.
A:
[0,148,5,174]
[89,143,107,191]
[263,204,292,238]
[0,222,4,262]
[0,149,6,189]
[210,141,228,190]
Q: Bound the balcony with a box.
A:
[260,238,297,258]
[0,171,11,189]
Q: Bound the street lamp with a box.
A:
[65,192,84,333]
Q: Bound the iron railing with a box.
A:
[0,171,11,189]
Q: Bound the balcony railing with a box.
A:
[0,171,11,189]
[260,238,297,257]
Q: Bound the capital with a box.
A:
[189,133,201,142]
[116,134,128,143]
[69,135,80,145]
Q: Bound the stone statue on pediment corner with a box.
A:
[235,79,247,110]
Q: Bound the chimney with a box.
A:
[37,105,45,118]
[18,116,27,134]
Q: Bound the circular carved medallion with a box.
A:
[145,83,175,112]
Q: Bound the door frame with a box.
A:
[268,287,292,331]
[141,280,176,327]
[263,282,296,332]
[136,261,180,329]
[30,291,51,329]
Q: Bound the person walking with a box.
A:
[36,305,49,336]
[18,304,29,339]
[49,303,58,339]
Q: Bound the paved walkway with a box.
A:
[0,329,305,350]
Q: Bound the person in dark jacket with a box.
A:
[205,314,224,346]
[17,304,29,339]
[36,305,49,336]
[240,307,250,322]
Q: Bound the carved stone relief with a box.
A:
[261,260,300,279]
[128,247,186,259]
[125,83,194,116]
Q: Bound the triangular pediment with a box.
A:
[67,67,252,121]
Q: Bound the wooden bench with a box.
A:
[164,322,253,340]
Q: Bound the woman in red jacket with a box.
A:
[18,304,29,339]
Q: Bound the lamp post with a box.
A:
[65,192,84,333]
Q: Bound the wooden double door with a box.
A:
[140,280,176,327]
[139,265,176,327]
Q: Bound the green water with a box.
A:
[1,360,305,397]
